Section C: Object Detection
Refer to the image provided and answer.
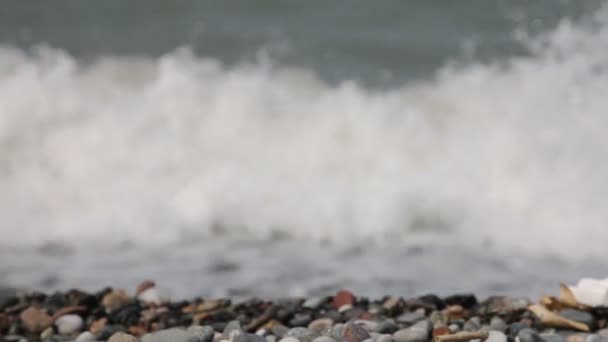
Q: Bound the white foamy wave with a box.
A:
[1,11,608,259]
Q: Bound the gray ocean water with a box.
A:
[1,1,608,299]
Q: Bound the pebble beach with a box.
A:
[2,281,607,342]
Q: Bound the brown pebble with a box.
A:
[333,289,355,309]
[19,306,53,333]
[433,327,451,337]
[90,317,107,335]
[342,322,371,342]
[108,332,138,342]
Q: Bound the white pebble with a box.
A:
[55,314,83,335]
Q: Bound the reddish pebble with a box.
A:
[333,289,355,309]
[19,306,53,333]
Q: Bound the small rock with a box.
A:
[598,330,608,338]
[75,331,97,342]
[102,290,131,312]
[448,324,460,333]
[313,337,337,342]
[393,327,429,342]
[55,314,83,335]
[309,319,334,334]
[108,332,139,342]
[267,337,277,342]
[396,311,425,325]
[384,298,404,315]
[142,327,208,342]
[327,324,344,341]
[303,297,327,310]
[508,322,527,337]
[585,335,603,342]
[375,321,399,334]
[559,309,596,328]
[288,327,319,342]
[463,317,481,332]
[339,304,354,313]
[355,320,379,332]
[333,290,355,309]
[567,335,586,342]
[486,331,507,342]
[490,317,507,332]
[19,306,53,333]
[541,334,566,342]
[224,321,245,339]
[189,326,216,342]
[40,326,54,340]
[90,317,108,335]
[518,329,544,342]
[342,322,372,342]
[291,313,313,327]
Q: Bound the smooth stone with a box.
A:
[98,325,128,340]
[567,335,586,342]
[55,314,84,335]
[486,331,507,342]
[376,321,399,334]
[291,314,313,327]
[508,323,528,337]
[518,329,544,342]
[108,332,139,342]
[189,326,216,342]
[225,321,245,339]
[396,312,425,325]
[393,327,429,342]
[313,337,336,342]
[342,322,372,342]
[267,337,277,342]
[40,326,54,340]
[142,328,208,342]
[412,321,433,335]
[463,317,481,332]
[540,334,566,342]
[490,317,508,332]
[248,334,269,342]
[377,335,393,342]
[280,338,302,342]
[75,331,97,342]
[355,320,379,332]
[448,325,460,333]
[333,290,355,309]
[559,309,595,328]
[303,297,326,310]
[327,324,344,341]
[272,324,290,338]
[309,319,334,334]
[287,327,319,342]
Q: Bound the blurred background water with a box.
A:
[1,0,608,299]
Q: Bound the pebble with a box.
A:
[309,319,334,334]
[55,313,84,335]
[19,306,53,333]
[377,335,393,342]
[108,332,139,342]
[303,298,326,310]
[559,309,596,328]
[333,290,355,309]
[375,320,399,334]
[142,327,208,342]
[291,313,313,327]
[355,320,379,332]
[448,324,460,333]
[287,327,320,342]
[225,320,246,338]
[541,333,566,342]
[75,331,97,342]
[342,322,372,342]
[396,311,425,325]
[189,325,216,342]
[463,317,481,332]
[518,328,544,342]
[585,335,603,342]
[392,326,429,342]
[280,338,302,342]
[486,331,507,342]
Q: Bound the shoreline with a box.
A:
[1,282,607,342]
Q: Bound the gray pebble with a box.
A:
[266,337,277,342]
[189,326,216,342]
[224,321,245,339]
[518,328,544,342]
[396,312,425,325]
[392,327,429,342]
[490,317,508,332]
[539,333,565,342]
[377,335,394,342]
[448,324,460,333]
[585,334,603,342]
[375,320,399,334]
[280,338,302,342]
[303,297,327,310]
[108,332,138,342]
[559,309,595,328]
[463,317,481,332]
[287,327,319,342]
[75,331,97,342]
[309,319,334,334]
